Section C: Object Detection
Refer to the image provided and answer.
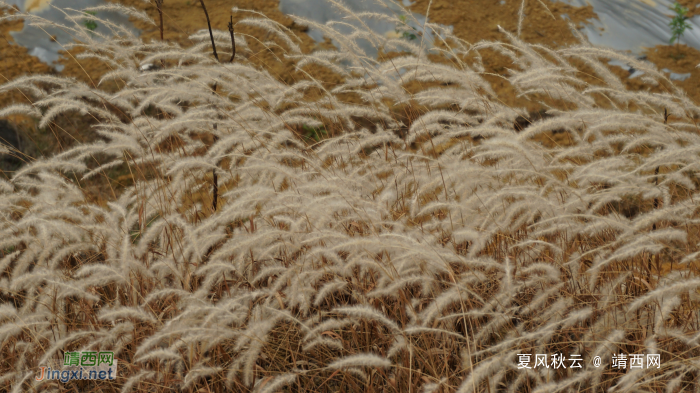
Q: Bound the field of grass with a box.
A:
[2,1,700,392]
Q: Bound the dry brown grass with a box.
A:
[2,1,700,392]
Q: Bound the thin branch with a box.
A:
[652,108,667,229]
[212,168,218,212]
[198,0,219,62]
[156,0,164,68]
[155,0,164,41]
[198,0,221,213]
[228,15,236,63]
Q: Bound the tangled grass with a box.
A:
[2,1,700,392]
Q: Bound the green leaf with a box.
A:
[302,124,327,142]
[83,10,98,32]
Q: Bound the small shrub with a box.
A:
[669,2,692,56]
[83,10,98,32]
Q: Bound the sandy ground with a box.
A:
[59,0,337,86]
[0,0,333,168]
[678,0,700,17]
[408,0,700,114]
[24,0,52,13]
[2,0,700,156]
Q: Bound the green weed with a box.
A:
[302,124,327,142]
[396,14,418,41]
[669,2,692,56]
[83,10,98,32]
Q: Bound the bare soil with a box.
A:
[409,0,700,114]
[2,0,700,156]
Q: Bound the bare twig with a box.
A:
[653,108,668,225]
[155,0,164,69]
[228,15,236,63]
[198,0,223,213]
[198,0,219,62]
[212,168,218,212]
[649,108,668,279]
[155,0,164,41]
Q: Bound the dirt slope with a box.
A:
[2,0,700,160]
[410,0,700,112]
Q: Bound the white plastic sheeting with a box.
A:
[278,0,700,56]
[277,0,697,81]
[279,0,450,59]
[557,0,700,54]
[3,0,137,71]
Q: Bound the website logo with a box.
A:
[36,351,118,383]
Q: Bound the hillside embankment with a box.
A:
[2,0,700,167]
